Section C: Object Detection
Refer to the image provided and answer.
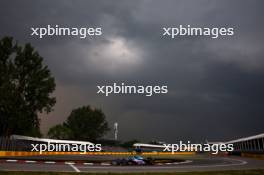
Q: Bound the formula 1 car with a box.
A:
[111,156,154,166]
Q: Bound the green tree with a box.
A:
[0,37,56,137]
[121,139,140,148]
[64,106,109,142]
[48,124,72,140]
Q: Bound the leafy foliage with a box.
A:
[47,124,72,140]
[0,37,56,137]
[48,106,109,142]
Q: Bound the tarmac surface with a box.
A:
[0,155,264,173]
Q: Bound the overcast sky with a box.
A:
[0,0,264,143]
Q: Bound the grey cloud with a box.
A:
[0,0,264,143]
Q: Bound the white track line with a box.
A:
[25,160,36,163]
[6,160,18,162]
[68,163,81,172]
[173,160,193,165]
[44,161,56,164]
[155,158,247,169]
[83,162,94,165]
[65,162,75,165]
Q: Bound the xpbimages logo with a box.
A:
[30,24,102,39]
[31,143,102,154]
[163,141,234,154]
[162,25,234,39]
[97,83,168,96]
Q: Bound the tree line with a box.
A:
[0,37,109,141]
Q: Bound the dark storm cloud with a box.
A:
[0,0,263,142]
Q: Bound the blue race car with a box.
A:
[111,156,153,166]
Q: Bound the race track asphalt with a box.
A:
[0,155,264,173]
